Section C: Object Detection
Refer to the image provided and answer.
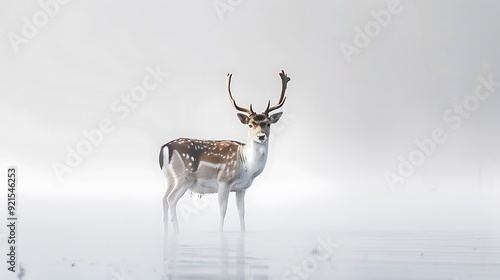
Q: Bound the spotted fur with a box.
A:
[159,70,290,234]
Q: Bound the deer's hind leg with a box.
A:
[167,177,193,233]
[162,168,175,236]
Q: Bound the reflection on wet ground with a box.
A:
[162,231,500,280]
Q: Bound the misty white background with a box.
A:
[1,0,500,252]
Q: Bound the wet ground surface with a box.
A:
[16,230,496,279]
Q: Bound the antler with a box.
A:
[227,73,255,115]
[264,70,290,114]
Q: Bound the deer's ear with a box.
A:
[269,112,283,124]
[237,113,249,125]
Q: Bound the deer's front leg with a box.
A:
[218,184,230,232]
[235,190,246,232]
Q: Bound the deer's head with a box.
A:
[227,70,290,144]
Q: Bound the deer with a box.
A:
[159,70,290,233]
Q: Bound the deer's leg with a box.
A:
[167,179,192,234]
[162,169,175,235]
[218,184,230,232]
[235,190,246,233]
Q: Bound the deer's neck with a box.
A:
[240,140,269,177]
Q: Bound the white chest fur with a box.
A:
[243,144,267,176]
[231,142,268,190]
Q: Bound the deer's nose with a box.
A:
[257,133,267,141]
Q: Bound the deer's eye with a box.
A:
[267,123,271,127]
